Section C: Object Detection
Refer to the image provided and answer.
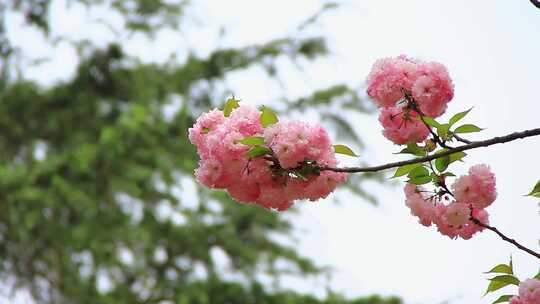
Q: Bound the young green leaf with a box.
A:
[454,124,483,134]
[489,275,520,286]
[396,143,426,157]
[437,123,451,138]
[407,175,432,185]
[534,268,540,279]
[260,106,279,127]
[435,155,450,172]
[393,163,423,178]
[525,180,540,197]
[484,280,513,295]
[245,146,272,158]
[418,116,440,128]
[485,264,513,275]
[492,295,513,304]
[408,166,430,179]
[449,151,467,163]
[449,108,472,126]
[239,136,265,146]
[333,144,359,157]
[223,97,240,117]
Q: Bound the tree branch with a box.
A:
[321,127,540,173]
[470,216,540,260]
[531,0,540,10]
[453,134,472,144]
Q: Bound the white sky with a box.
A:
[5,0,540,303]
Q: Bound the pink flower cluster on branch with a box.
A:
[365,55,540,261]
[367,55,454,144]
[188,104,347,211]
[404,164,496,240]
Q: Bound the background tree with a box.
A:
[0,1,396,303]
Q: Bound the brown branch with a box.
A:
[453,134,472,144]
[470,216,540,260]
[531,0,540,10]
[321,127,540,173]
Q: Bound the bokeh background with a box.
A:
[1,1,539,303]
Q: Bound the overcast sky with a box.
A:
[5,0,540,303]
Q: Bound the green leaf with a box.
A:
[260,106,279,127]
[419,116,440,128]
[492,295,513,304]
[407,175,432,185]
[239,136,265,146]
[245,146,272,158]
[393,163,423,178]
[525,180,540,197]
[333,144,358,157]
[435,155,450,172]
[396,143,426,157]
[489,275,520,286]
[454,124,483,134]
[534,268,540,279]
[485,264,513,275]
[449,108,472,126]
[408,166,429,179]
[449,151,467,163]
[437,123,450,138]
[223,97,240,117]
[485,280,513,295]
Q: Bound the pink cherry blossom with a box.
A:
[411,61,454,117]
[404,183,489,240]
[379,106,431,145]
[257,183,294,211]
[194,158,224,189]
[509,296,523,304]
[434,206,488,240]
[303,171,348,201]
[227,105,263,135]
[404,183,438,227]
[227,176,260,203]
[189,104,347,211]
[188,109,226,157]
[367,56,454,119]
[367,56,419,108]
[452,164,497,209]
[443,202,470,226]
[518,278,540,304]
[264,121,334,169]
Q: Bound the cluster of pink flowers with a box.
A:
[188,105,347,211]
[378,105,431,145]
[367,55,454,145]
[510,278,540,304]
[404,164,497,240]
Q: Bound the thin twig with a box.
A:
[405,93,451,149]
[419,114,452,148]
[321,127,540,173]
[470,216,540,260]
[453,134,472,144]
[430,175,538,259]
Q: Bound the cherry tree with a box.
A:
[190,55,540,304]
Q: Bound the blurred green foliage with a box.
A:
[0,1,397,303]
